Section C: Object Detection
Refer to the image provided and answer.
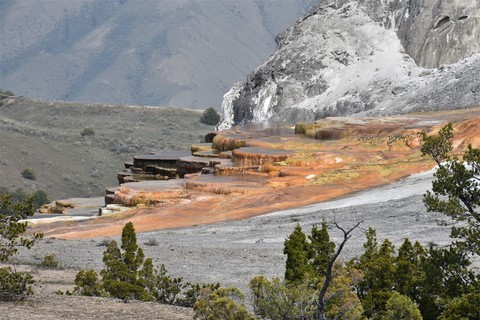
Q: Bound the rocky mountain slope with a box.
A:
[218,0,480,129]
[0,0,315,108]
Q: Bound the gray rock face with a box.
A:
[389,0,480,68]
[219,0,480,128]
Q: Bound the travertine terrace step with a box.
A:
[114,180,187,206]
[184,175,269,195]
[232,147,295,166]
[176,156,211,177]
[133,151,191,169]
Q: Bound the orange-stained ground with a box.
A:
[28,107,480,239]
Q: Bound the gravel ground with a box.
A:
[0,264,193,320]
[4,169,468,319]
[0,293,193,320]
[14,169,458,294]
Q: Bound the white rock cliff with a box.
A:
[219,0,480,128]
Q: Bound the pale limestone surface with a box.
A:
[16,170,461,294]
[219,0,480,128]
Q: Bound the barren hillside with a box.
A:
[0,97,212,199]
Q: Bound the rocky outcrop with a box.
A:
[113,180,187,207]
[387,0,480,68]
[218,0,480,128]
[118,152,192,183]
[185,175,270,195]
[38,200,74,214]
[232,147,295,166]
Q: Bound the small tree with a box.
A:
[283,221,362,320]
[420,123,480,256]
[200,107,221,125]
[284,224,311,284]
[309,221,336,278]
[0,194,43,262]
[417,244,476,320]
[419,123,480,318]
[100,222,152,301]
[315,220,362,320]
[0,193,43,300]
[76,222,217,306]
[393,239,425,301]
[350,228,398,319]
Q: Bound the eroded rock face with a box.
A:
[113,181,187,207]
[352,0,480,68]
[387,0,480,68]
[218,0,480,128]
[232,147,295,166]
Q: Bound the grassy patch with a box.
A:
[309,169,360,185]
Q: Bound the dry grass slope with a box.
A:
[0,97,213,199]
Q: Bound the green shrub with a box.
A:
[21,168,36,180]
[383,292,422,320]
[73,269,105,297]
[96,239,113,247]
[193,287,255,320]
[31,189,50,209]
[181,283,220,307]
[200,107,221,125]
[74,222,219,307]
[80,127,95,137]
[0,267,34,301]
[41,253,59,268]
[144,238,159,246]
[147,263,185,305]
[250,276,316,320]
[0,194,42,301]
